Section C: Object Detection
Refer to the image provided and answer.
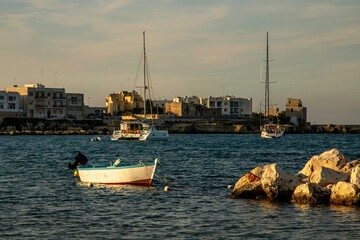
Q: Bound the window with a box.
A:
[0,96,4,100]
[9,103,16,109]
[9,96,16,101]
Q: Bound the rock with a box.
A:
[341,159,360,174]
[261,163,300,201]
[299,148,348,177]
[330,181,360,206]
[291,182,330,205]
[230,165,266,199]
[309,167,349,187]
[350,165,360,186]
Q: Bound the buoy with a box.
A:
[88,183,93,187]
[164,186,169,192]
[227,185,233,189]
[73,170,79,177]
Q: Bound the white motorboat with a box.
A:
[71,153,159,186]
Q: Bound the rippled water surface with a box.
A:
[1,134,360,239]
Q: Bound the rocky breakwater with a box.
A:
[230,148,360,206]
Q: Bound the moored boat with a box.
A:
[76,158,159,186]
[111,31,169,141]
[261,123,285,138]
[259,32,285,139]
[111,121,145,141]
[139,125,169,141]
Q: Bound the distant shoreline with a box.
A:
[1,124,360,135]
[1,117,360,135]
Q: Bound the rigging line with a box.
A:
[132,50,144,91]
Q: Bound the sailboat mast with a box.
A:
[265,31,270,118]
[143,31,147,118]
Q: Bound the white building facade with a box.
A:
[0,91,22,113]
[205,96,252,118]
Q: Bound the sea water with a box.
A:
[0,134,359,239]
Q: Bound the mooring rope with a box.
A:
[154,172,178,187]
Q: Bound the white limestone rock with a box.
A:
[291,182,330,205]
[330,181,360,206]
[231,165,266,199]
[261,163,300,201]
[350,165,360,186]
[309,167,349,187]
[299,148,348,177]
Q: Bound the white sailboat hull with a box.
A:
[261,124,285,138]
[77,159,158,186]
[140,127,169,141]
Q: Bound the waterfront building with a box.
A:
[0,90,23,122]
[84,106,106,119]
[205,96,252,118]
[105,91,143,116]
[66,93,84,120]
[5,83,88,120]
[6,83,67,119]
[172,96,205,105]
[286,98,307,126]
[164,101,210,117]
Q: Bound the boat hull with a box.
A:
[260,124,285,138]
[77,160,158,186]
[261,131,284,138]
[140,129,169,141]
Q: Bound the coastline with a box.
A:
[1,120,360,135]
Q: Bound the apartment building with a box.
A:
[5,83,86,119]
[0,91,23,122]
[205,96,252,118]
[66,93,84,120]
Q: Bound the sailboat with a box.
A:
[139,31,169,141]
[111,31,169,141]
[260,32,285,139]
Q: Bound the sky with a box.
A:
[0,0,359,124]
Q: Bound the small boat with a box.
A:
[90,136,101,142]
[261,123,285,138]
[73,156,159,186]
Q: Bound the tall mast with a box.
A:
[143,31,147,118]
[265,31,270,117]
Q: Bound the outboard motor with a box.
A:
[68,152,88,169]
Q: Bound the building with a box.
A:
[285,98,307,126]
[205,96,252,118]
[106,91,143,116]
[66,93,84,120]
[5,85,29,117]
[164,101,212,117]
[26,84,66,119]
[0,90,23,122]
[5,83,87,120]
[84,106,105,119]
[172,96,205,105]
